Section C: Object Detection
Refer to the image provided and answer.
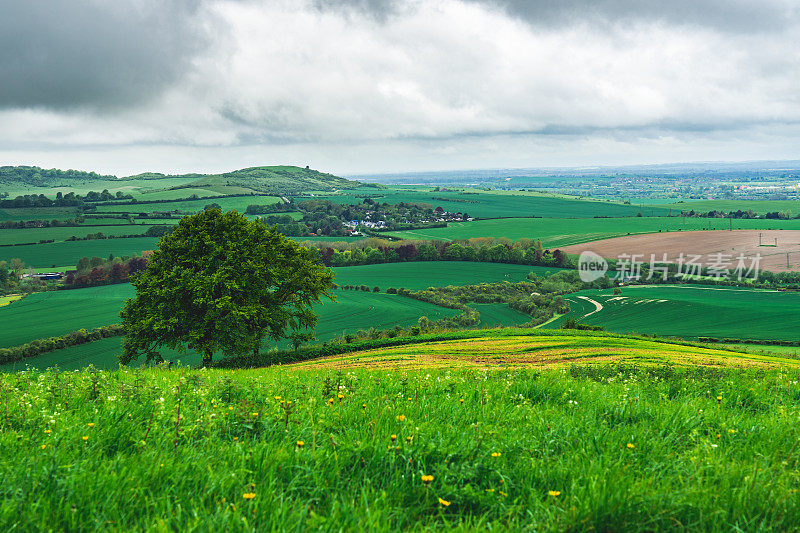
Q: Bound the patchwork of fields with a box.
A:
[386,216,800,244]
[561,229,800,272]
[0,261,560,370]
[546,285,800,341]
[305,187,670,218]
[0,237,160,268]
[94,195,281,214]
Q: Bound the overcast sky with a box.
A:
[1,0,799,176]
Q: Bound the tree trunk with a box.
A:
[202,348,212,367]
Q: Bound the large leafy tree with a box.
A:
[119,209,335,366]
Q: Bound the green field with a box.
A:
[302,187,670,219]
[545,284,800,341]
[1,234,364,268]
[473,303,531,327]
[387,216,800,245]
[0,237,160,268]
[651,199,800,214]
[3,329,800,529]
[95,195,281,214]
[0,284,135,348]
[0,206,78,221]
[332,261,561,290]
[0,225,166,246]
[0,284,459,370]
[0,177,198,199]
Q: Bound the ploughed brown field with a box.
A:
[561,229,800,273]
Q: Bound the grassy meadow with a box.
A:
[3,341,800,530]
[546,284,800,342]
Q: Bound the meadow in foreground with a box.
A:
[2,363,800,531]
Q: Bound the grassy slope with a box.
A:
[386,216,800,244]
[545,284,800,341]
[4,358,800,529]
[186,166,360,194]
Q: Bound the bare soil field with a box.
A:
[561,230,800,272]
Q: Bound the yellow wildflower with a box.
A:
[82,436,89,441]
[243,493,256,500]
[41,444,46,450]
[44,429,51,434]
[438,497,450,506]
[296,440,305,447]
[421,475,433,483]
[626,443,635,449]
[396,415,405,422]
[87,423,95,427]
[548,490,561,497]
[390,434,397,442]
[328,398,334,404]
[337,394,344,399]
[491,452,502,457]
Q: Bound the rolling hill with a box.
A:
[131,165,362,195]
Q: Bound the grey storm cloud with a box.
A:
[0,0,208,110]
[1,0,799,176]
[318,0,799,32]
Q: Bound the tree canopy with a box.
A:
[119,209,335,366]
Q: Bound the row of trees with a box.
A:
[0,325,124,364]
[64,255,149,288]
[314,240,568,268]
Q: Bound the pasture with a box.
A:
[546,284,800,341]
[3,334,800,529]
[386,216,800,246]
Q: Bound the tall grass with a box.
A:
[1,364,799,530]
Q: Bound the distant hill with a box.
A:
[0,165,360,196]
[0,166,116,188]
[126,165,360,195]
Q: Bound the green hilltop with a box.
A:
[1,165,360,196]
[127,165,361,195]
[0,166,116,188]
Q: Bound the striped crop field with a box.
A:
[544,284,800,341]
[286,329,799,370]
